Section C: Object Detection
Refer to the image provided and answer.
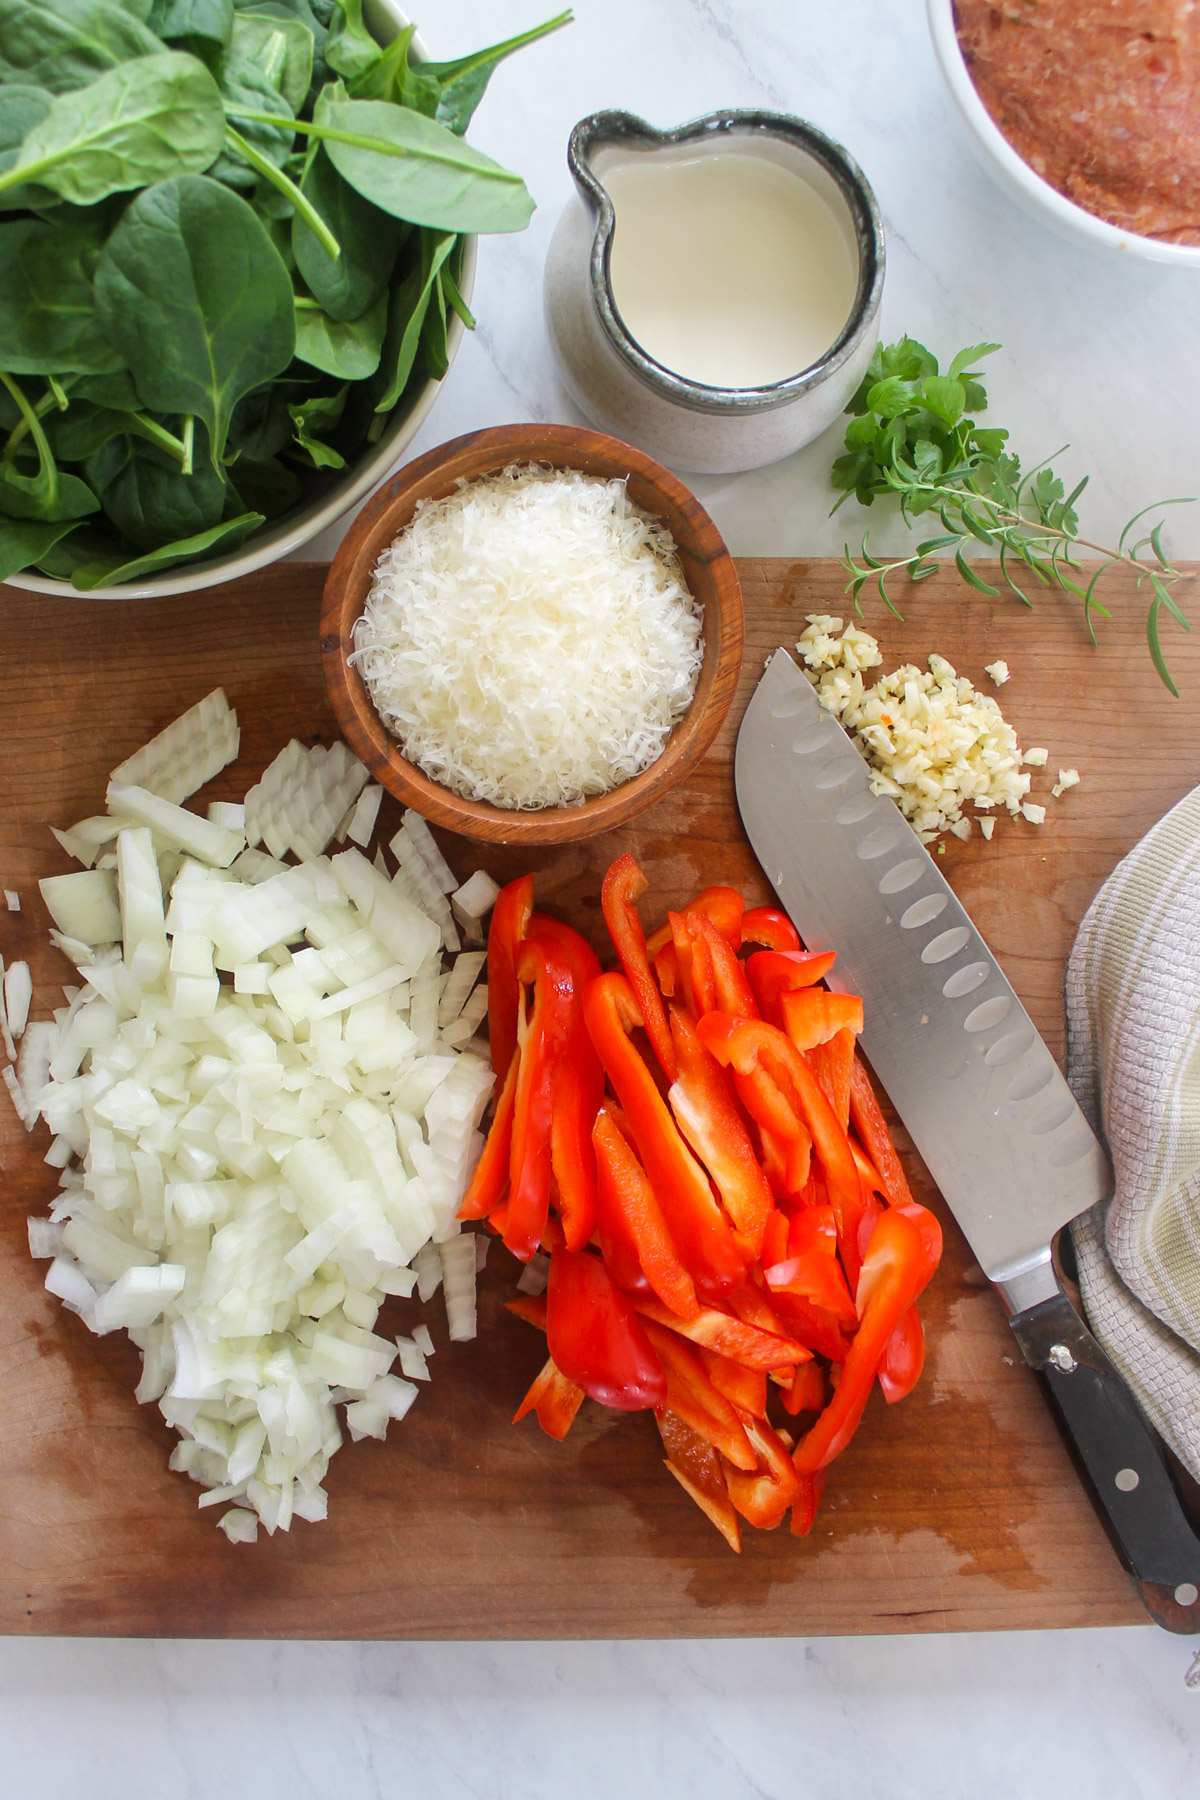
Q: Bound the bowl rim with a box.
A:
[5,0,479,602]
[567,108,886,414]
[320,422,745,845]
[927,0,1200,269]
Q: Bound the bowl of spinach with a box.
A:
[0,0,569,597]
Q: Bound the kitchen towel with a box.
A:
[1066,785,1200,1485]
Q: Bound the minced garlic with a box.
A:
[796,618,1036,844]
[1052,768,1081,798]
[984,660,1009,686]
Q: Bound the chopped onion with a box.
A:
[110,688,239,804]
[4,889,19,912]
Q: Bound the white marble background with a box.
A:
[6,1,1200,1790]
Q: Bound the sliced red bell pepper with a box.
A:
[629,1292,807,1369]
[724,1414,802,1529]
[761,1205,857,1324]
[525,915,604,1252]
[640,1318,757,1470]
[657,1409,742,1552]
[513,1355,586,1440]
[685,912,757,1018]
[646,886,744,958]
[506,1292,548,1330]
[740,906,801,952]
[592,1103,698,1315]
[503,935,577,1262]
[653,939,678,996]
[849,1054,915,1208]
[745,949,837,1026]
[779,1357,827,1418]
[851,1139,886,1200]
[700,1013,867,1273]
[766,1287,853,1364]
[667,1007,773,1257]
[487,873,534,1083]
[584,973,750,1296]
[601,853,676,1081]
[877,1302,925,1403]
[779,988,863,1051]
[723,1275,796,1342]
[458,1049,519,1221]
[695,1345,767,1419]
[546,1246,666,1412]
[789,1467,827,1537]
[793,1201,943,1472]
[668,909,714,1015]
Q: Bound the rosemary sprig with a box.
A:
[833,337,1195,694]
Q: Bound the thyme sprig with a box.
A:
[833,337,1194,694]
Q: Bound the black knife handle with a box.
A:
[1009,1289,1200,1634]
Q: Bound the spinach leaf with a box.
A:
[374,229,454,412]
[0,84,55,212]
[418,12,572,136]
[72,369,141,408]
[146,0,233,44]
[311,94,535,234]
[291,143,404,322]
[236,0,328,86]
[227,452,300,517]
[70,508,264,586]
[0,515,80,580]
[293,288,385,379]
[0,219,124,374]
[228,9,312,111]
[227,377,297,459]
[0,0,166,95]
[417,268,448,381]
[0,457,100,520]
[324,0,379,82]
[43,398,131,460]
[210,53,294,188]
[288,383,347,467]
[0,52,226,207]
[94,173,295,464]
[86,425,228,547]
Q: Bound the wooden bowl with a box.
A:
[320,423,744,845]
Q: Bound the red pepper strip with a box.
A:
[724,1275,795,1339]
[789,1467,827,1537]
[780,1357,827,1418]
[877,1303,925,1403]
[762,1206,857,1325]
[849,1055,915,1208]
[629,1292,807,1369]
[731,1062,813,1172]
[646,886,745,958]
[766,1288,853,1364]
[724,1414,802,1529]
[527,916,604,1252]
[657,1410,742,1552]
[653,940,678,997]
[701,1013,866,1269]
[667,1007,773,1257]
[503,936,577,1262]
[810,1029,857,1133]
[696,1345,768,1419]
[685,912,757,1018]
[640,1319,758,1470]
[513,1355,586,1440]
[668,910,714,1015]
[793,1202,943,1472]
[740,906,801,952]
[601,853,676,1081]
[591,1104,697,1314]
[745,949,837,1027]
[487,874,534,1084]
[546,1246,666,1412]
[458,1050,519,1220]
[779,988,864,1051]
[584,973,750,1297]
[506,1293,548,1330]
[851,1139,886,1199]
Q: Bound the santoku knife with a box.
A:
[735,648,1200,1634]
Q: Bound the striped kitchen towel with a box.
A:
[1066,787,1200,1485]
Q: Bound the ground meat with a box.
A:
[954,0,1200,244]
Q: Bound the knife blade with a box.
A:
[735,648,1200,1632]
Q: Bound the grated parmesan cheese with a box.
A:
[352,467,704,811]
[797,618,1038,843]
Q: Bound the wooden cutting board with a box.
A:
[1,555,1194,1640]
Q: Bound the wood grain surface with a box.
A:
[2,555,1193,1641]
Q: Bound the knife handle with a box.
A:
[1008,1289,1200,1634]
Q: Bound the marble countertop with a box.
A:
[4,1,1199,1791]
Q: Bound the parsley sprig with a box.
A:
[833,337,1194,693]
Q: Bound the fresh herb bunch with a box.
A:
[0,0,571,590]
[832,336,1193,693]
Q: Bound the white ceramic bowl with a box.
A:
[928,0,1200,269]
[11,0,476,601]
